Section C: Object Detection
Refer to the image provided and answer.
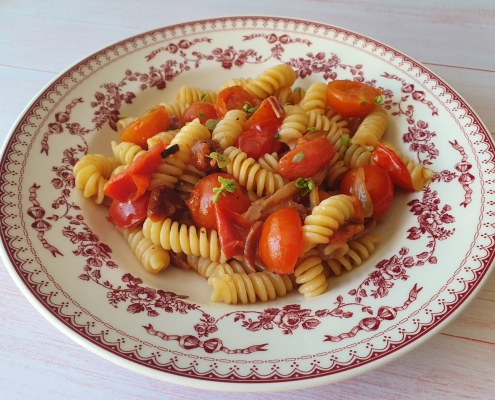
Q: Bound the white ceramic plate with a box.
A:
[1,16,494,392]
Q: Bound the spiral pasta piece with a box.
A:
[146,129,180,148]
[211,109,247,149]
[111,140,145,165]
[299,82,327,113]
[325,234,380,276]
[257,152,280,173]
[307,110,350,138]
[121,227,171,274]
[351,105,388,148]
[175,163,206,195]
[73,154,118,204]
[222,146,285,197]
[302,194,356,250]
[209,271,294,304]
[150,119,210,189]
[177,86,217,104]
[219,77,253,90]
[274,86,306,105]
[245,64,297,99]
[382,142,433,191]
[278,105,308,147]
[294,255,328,297]
[142,217,225,263]
[186,256,249,279]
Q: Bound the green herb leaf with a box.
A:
[205,119,219,130]
[200,93,208,101]
[198,111,206,119]
[295,178,315,196]
[212,176,238,203]
[208,152,230,169]
[292,152,305,163]
[243,103,258,116]
[375,95,383,105]
[307,127,317,132]
[340,135,350,147]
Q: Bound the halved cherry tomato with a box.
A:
[186,172,251,231]
[326,80,381,118]
[181,102,218,126]
[258,207,303,274]
[214,86,261,117]
[215,203,252,259]
[108,191,150,229]
[120,106,170,148]
[235,119,281,159]
[340,165,394,218]
[104,141,165,202]
[279,136,336,180]
[243,96,284,131]
[372,142,414,191]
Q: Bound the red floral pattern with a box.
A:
[6,17,491,384]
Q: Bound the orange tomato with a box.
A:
[326,80,381,117]
[120,106,170,148]
[258,207,303,274]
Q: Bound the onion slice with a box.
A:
[352,167,373,218]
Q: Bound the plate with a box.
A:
[1,16,494,392]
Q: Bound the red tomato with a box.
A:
[243,96,284,131]
[215,203,252,259]
[108,191,150,229]
[258,207,303,274]
[372,142,415,191]
[181,102,218,126]
[104,141,165,202]
[326,80,381,118]
[214,86,261,117]
[279,137,336,180]
[186,172,251,231]
[120,106,170,148]
[340,165,394,218]
[235,119,281,159]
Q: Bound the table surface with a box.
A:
[1,1,494,399]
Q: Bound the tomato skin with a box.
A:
[104,141,165,202]
[326,80,381,118]
[243,96,284,131]
[181,102,218,126]
[108,191,150,229]
[120,106,170,148]
[235,120,281,159]
[340,165,394,218]
[372,143,415,191]
[214,86,260,117]
[215,203,252,259]
[279,137,336,180]
[186,172,251,231]
[258,207,303,274]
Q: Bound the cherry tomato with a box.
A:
[120,106,170,148]
[104,141,165,202]
[279,136,336,180]
[214,86,261,117]
[235,119,281,159]
[258,207,303,274]
[340,165,394,218]
[186,172,251,231]
[181,102,218,126]
[108,191,150,229]
[243,96,284,131]
[372,142,415,191]
[326,80,381,118]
